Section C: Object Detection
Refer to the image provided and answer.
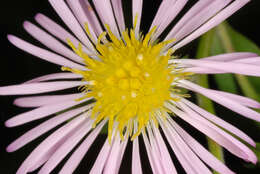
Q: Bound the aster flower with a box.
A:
[2,0,259,173]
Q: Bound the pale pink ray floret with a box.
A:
[1,0,260,174]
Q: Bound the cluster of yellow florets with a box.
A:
[63,23,189,142]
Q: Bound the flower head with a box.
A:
[1,0,259,173]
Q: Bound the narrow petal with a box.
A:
[89,126,118,174]
[179,80,260,122]
[146,125,166,174]
[66,0,98,42]
[152,0,188,40]
[92,0,120,38]
[159,116,198,174]
[173,0,250,49]
[166,103,256,163]
[181,98,256,146]
[132,123,142,174]
[170,119,235,174]
[158,115,212,174]
[132,0,143,35]
[151,122,178,174]
[89,139,112,174]
[142,131,163,174]
[184,67,225,74]
[7,35,86,70]
[23,21,84,63]
[48,0,95,51]
[0,81,87,96]
[24,73,82,84]
[177,102,257,163]
[103,134,122,174]
[174,59,260,76]
[115,138,129,174]
[59,119,106,174]
[16,114,88,174]
[35,13,91,54]
[150,0,176,30]
[203,52,258,61]
[38,119,93,174]
[206,89,260,109]
[14,93,84,108]
[6,105,91,152]
[5,98,89,127]
[111,0,126,33]
[171,0,231,43]
[78,0,103,36]
[165,0,213,41]
[234,57,260,65]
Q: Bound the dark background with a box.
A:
[1,0,260,173]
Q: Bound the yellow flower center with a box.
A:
[63,23,190,142]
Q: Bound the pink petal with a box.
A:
[170,119,235,174]
[48,0,95,51]
[115,137,129,174]
[175,59,260,76]
[179,80,260,122]
[207,89,260,109]
[159,117,197,174]
[132,0,143,35]
[173,0,250,49]
[38,119,93,174]
[23,21,84,64]
[0,81,86,96]
[146,125,166,174]
[78,0,103,36]
[59,119,106,174]
[203,52,258,61]
[89,138,112,174]
[14,93,84,108]
[177,102,257,163]
[132,123,142,174]
[165,0,213,41]
[16,114,87,174]
[173,0,231,43]
[151,122,178,174]
[234,57,260,65]
[5,98,89,127]
[7,35,86,70]
[92,0,120,38]
[150,0,176,30]
[103,134,122,174]
[181,98,256,146]
[184,67,225,74]
[24,73,82,84]
[7,105,91,152]
[152,0,188,41]
[166,103,256,163]
[159,115,212,174]
[111,0,126,33]
[35,13,91,54]
[142,131,163,174]
[66,0,98,41]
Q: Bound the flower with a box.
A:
[1,0,259,173]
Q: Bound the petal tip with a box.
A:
[5,120,11,127]
[5,119,15,128]
[34,13,43,21]
[23,21,30,28]
[6,145,15,153]
[7,34,15,42]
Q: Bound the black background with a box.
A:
[1,0,260,173]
